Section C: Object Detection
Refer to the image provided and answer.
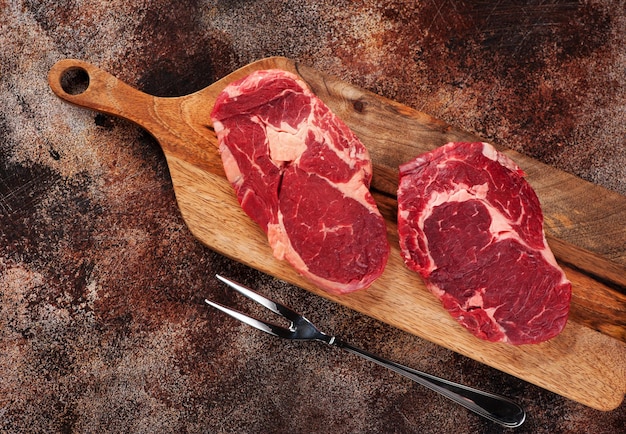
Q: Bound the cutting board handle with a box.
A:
[48,59,157,132]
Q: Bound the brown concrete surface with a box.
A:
[1,1,625,433]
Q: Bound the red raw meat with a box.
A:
[397,142,571,345]
[211,70,389,294]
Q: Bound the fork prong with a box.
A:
[204,299,293,339]
[215,274,301,322]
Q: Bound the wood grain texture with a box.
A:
[48,57,626,410]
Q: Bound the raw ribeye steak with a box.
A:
[210,70,389,294]
[397,142,571,345]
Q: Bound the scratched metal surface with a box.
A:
[1,1,625,433]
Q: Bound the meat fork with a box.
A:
[205,275,526,428]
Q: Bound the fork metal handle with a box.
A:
[332,339,526,428]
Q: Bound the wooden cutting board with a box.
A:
[48,57,626,411]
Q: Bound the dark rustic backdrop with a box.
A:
[1,1,624,433]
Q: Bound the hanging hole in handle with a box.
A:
[60,67,90,95]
